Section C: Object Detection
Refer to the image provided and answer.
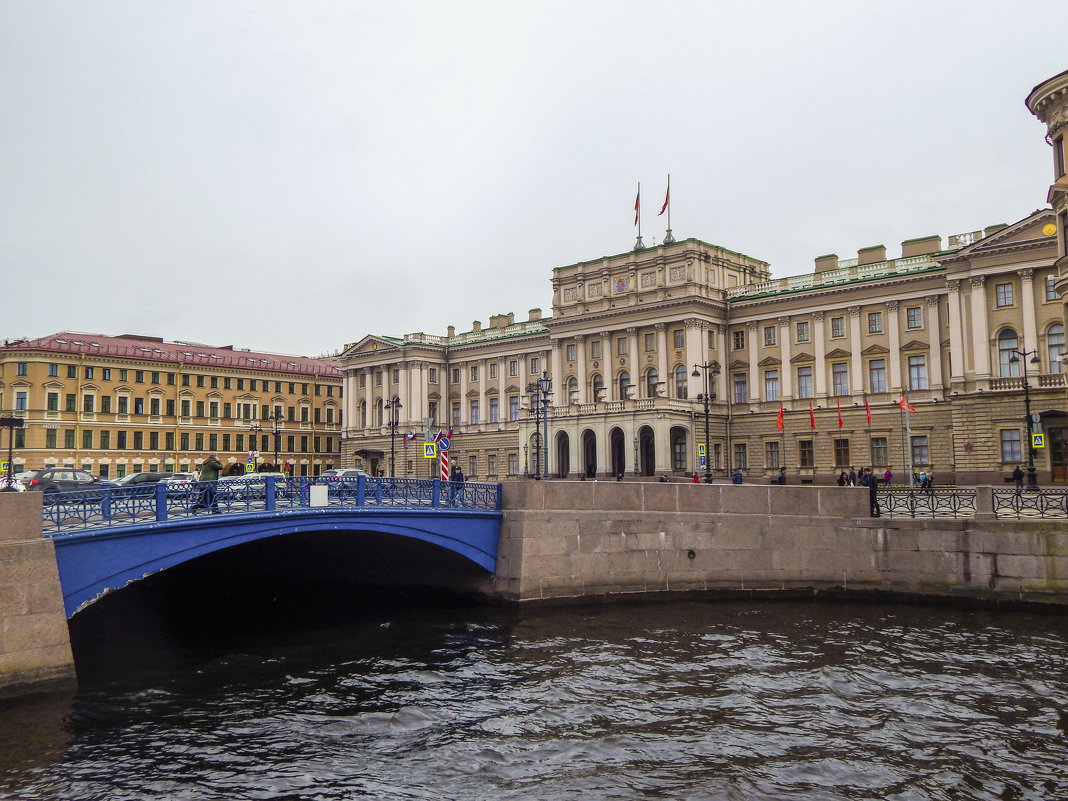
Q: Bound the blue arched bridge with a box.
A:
[40,475,503,618]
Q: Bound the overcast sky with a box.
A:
[2,1,1065,358]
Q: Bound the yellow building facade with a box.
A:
[0,333,343,478]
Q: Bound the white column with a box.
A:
[655,323,668,396]
[685,319,704,398]
[814,311,827,397]
[575,335,587,403]
[747,321,759,402]
[1021,269,1038,353]
[550,340,563,389]
[779,316,792,400]
[497,357,506,424]
[969,277,991,378]
[849,306,863,397]
[459,359,468,425]
[363,367,373,429]
[885,302,902,391]
[476,359,486,426]
[946,280,965,382]
[626,327,639,398]
[926,296,943,390]
[717,325,729,401]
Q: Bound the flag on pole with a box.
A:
[864,395,872,425]
[776,402,784,431]
[634,187,640,226]
[837,397,843,428]
[658,182,670,216]
[809,401,816,430]
[898,393,915,413]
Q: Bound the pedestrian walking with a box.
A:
[776,466,787,485]
[731,468,743,484]
[449,458,466,506]
[883,467,893,486]
[691,472,700,484]
[1012,464,1024,495]
[194,453,223,514]
[865,467,880,517]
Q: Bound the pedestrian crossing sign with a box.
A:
[1032,433,1045,448]
[424,442,437,458]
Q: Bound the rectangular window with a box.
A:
[906,306,923,329]
[591,340,602,359]
[286,435,294,453]
[46,429,57,448]
[117,396,129,414]
[68,365,78,378]
[509,396,519,421]
[672,329,685,349]
[167,432,175,450]
[910,435,929,465]
[66,393,77,412]
[831,363,849,396]
[733,443,747,470]
[150,397,161,416]
[763,326,777,346]
[133,431,143,449]
[167,372,175,385]
[136,371,145,383]
[428,367,438,383]
[764,370,780,402]
[82,394,94,413]
[797,366,813,399]
[869,359,887,393]
[149,431,159,450]
[733,373,748,404]
[566,343,576,361]
[300,435,309,453]
[833,438,850,467]
[509,360,518,377]
[765,441,780,469]
[47,392,59,411]
[195,401,205,418]
[64,429,76,448]
[870,437,888,466]
[796,321,810,343]
[468,455,477,478]
[617,337,628,356]
[195,433,203,450]
[180,432,189,450]
[452,402,461,426]
[488,454,497,476]
[469,400,479,423]
[732,330,745,350]
[101,396,112,413]
[490,397,500,423]
[84,366,94,380]
[470,366,479,382]
[489,363,498,380]
[529,358,539,374]
[799,439,814,468]
[508,453,518,475]
[150,371,160,384]
[908,355,928,390]
[644,333,655,352]
[995,283,1014,307]
[672,436,687,470]
[209,434,218,451]
[451,368,460,383]
[1000,430,1022,463]
[100,430,111,449]
[251,379,259,392]
[830,316,845,338]
[180,399,191,417]
[16,362,28,376]
[48,363,58,377]
[1047,275,1060,301]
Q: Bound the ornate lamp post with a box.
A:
[385,396,402,478]
[248,422,262,471]
[527,372,552,480]
[691,361,720,483]
[1009,346,1041,488]
[266,411,282,472]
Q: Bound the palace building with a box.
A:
[0,333,343,478]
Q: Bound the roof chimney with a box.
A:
[814,254,839,274]
[472,320,482,332]
[857,245,887,266]
[528,308,542,321]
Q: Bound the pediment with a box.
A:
[339,335,405,359]
[790,352,814,364]
[235,393,258,401]
[484,386,500,396]
[81,383,101,392]
[757,356,781,367]
[900,339,929,352]
[114,384,133,393]
[861,344,890,356]
[505,383,523,395]
[945,209,1055,259]
[825,348,851,359]
[728,359,748,370]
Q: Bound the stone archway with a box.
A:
[638,425,655,476]
[582,429,597,478]
[610,427,626,479]
[556,431,570,478]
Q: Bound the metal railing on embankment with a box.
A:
[877,487,1068,520]
[37,475,502,535]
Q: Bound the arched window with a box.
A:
[674,365,689,399]
[567,376,579,403]
[645,368,659,398]
[618,371,631,400]
[375,398,384,426]
[998,329,1020,377]
[360,401,367,428]
[591,373,605,402]
[1048,323,1065,374]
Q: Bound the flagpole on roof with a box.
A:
[634,181,644,251]
[662,174,676,244]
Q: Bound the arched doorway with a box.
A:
[669,426,689,474]
[638,425,655,476]
[556,431,570,478]
[610,427,626,478]
[582,429,597,478]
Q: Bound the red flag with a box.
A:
[898,393,915,413]
[658,184,669,216]
[864,395,872,425]
[837,397,843,428]
[634,189,640,226]
[776,402,784,431]
[809,401,816,430]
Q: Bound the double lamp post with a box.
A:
[691,361,720,483]
[1009,346,1041,489]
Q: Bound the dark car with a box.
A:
[108,471,174,487]
[24,467,102,494]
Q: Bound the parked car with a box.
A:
[162,472,198,497]
[108,471,174,488]
[24,467,102,495]
[217,472,289,500]
[319,469,368,481]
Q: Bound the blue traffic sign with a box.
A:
[439,437,450,451]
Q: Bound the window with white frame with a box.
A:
[487,454,497,475]
[1046,275,1059,301]
[764,369,780,402]
[998,329,1020,377]
[508,453,518,475]
[1048,323,1064,374]
[830,316,845,338]
[644,333,656,352]
[908,355,928,390]
[995,282,1014,307]
[489,363,498,380]
[674,365,688,399]
[733,443,748,469]
[1000,430,1022,462]
[796,321,810,343]
[764,326,777,346]
[868,312,883,333]
[910,435,929,465]
[906,306,923,329]
[871,436,888,466]
[470,365,479,381]
[797,366,813,398]
[831,363,849,395]
[732,330,745,350]
[590,340,601,359]
[509,360,518,377]
[509,396,519,421]
[451,402,461,425]
[765,441,780,469]
[566,343,576,362]
[672,329,685,348]
[733,373,747,404]
[529,357,539,374]
[869,359,887,393]
[469,400,479,423]
[451,368,460,383]
[490,397,499,422]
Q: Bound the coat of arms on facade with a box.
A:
[613,276,628,294]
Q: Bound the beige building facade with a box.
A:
[339,215,1066,485]
[0,333,343,478]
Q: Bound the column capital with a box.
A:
[1020,268,1034,283]
[884,301,898,312]
[654,322,667,332]
[970,275,986,289]
[778,315,791,327]
[746,320,759,331]
[926,295,941,307]
[814,310,825,321]
[946,279,960,292]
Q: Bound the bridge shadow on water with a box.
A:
[67,528,506,687]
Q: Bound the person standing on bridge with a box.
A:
[449,458,466,507]
[195,453,223,514]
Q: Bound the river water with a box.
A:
[2,593,1067,800]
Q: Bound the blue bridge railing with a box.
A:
[38,475,502,535]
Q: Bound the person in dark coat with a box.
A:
[194,454,223,513]
[863,467,880,517]
[449,458,466,506]
[776,467,787,485]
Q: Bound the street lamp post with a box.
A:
[385,396,402,478]
[248,422,262,471]
[527,372,552,480]
[691,362,720,483]
[1009,346,1041,488]
[266,411,282,473]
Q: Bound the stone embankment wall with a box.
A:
[492,482,1068,607]
[0,493,76,698]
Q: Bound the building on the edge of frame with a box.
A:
[0,332,343,478]
[338,211,1065,485]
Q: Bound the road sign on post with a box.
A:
[423,442,437,459]
[1032,433,1045,449]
